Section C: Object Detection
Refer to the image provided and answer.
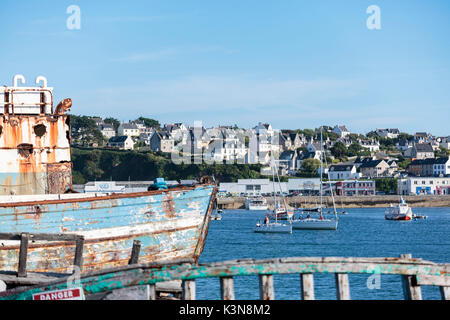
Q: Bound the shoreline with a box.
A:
[217,195,450,209]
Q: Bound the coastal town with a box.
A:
[72,116,450,198]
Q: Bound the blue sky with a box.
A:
[1,0,449,135]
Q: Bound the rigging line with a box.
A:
[321,128,338,220]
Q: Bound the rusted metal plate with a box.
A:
[47,162,72,194]
[0,84,71,195]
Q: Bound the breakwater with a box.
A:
[217,195,450,209]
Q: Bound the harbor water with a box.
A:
[197,207,450,300]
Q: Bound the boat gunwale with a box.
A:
[0,184,214,208]
[193,187,217,262]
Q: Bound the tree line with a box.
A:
[71,147,262,184]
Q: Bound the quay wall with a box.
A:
[217,195,450,209]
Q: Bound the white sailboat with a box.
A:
[254,156,292,234]
[292,127,339,230]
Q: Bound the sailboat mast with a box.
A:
[320,127,323,217]
[271,156,278,223]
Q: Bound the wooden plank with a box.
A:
[440,287,450,300]
[259,274,274,300]
[400,254,422,300]
[149,284,157,300]
[73,236,85,272]
[128,240,141,265]
[3,255,450,301]
[220,276,235,300]
[103,285,151,300]
[300,273,315,300]
[416,275,450,287]
[0,233,80,242]
[335,273,350,300]
[18,233,29,278]
[0,271,66,286]
[182,280,196,300]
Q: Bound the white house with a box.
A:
[439,136,450,150]
[107,135,134,150]
[99,124,116,139]
[253,122,274,137]
[333,125,350,138]
[359,139,380,152]
[118,123,140,137]
[375,128,400,139]
[433,157,450,177]
[327,164,360,180]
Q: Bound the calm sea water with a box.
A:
[197,207,450,300]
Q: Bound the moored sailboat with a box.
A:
[254,156,292,234]
[292,127,338,230]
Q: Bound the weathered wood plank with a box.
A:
[300,273,315,300]
[416,275,450,287]
[2,255,449,301]
[182,280,196,300]
[440,286,450,300]
[18,233,29,278]
[149,284,157,300]
[259,275,274,300]
[103,285,151,300]
[73,236,84,272]
[400,254,422,300]
[0,271,67,286]
[220,276,235,300]
[128,240,141,265]
[335,273,350,300]
[0,233,80,242]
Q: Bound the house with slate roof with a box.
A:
[411,143,435,159]
[107,135,134,150]
[328,164,359,180]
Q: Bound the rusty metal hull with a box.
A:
[0,114,72,195]
[0,185,216,274]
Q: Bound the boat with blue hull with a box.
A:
[0,76,217,274]
[0,185,216,274]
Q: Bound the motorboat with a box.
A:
[246,196,268,211]
[385,197,413,221]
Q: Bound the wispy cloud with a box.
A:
[101,15,168,23]
[110,49,177,63]
[111,45,238,63]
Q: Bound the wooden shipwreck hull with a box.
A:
[0,185,216,274]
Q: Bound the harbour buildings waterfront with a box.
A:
[398,177,450,195]
[218,178,375,197]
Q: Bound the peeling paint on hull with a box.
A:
[0,185,216,274]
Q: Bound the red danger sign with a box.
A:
[32,287,84,300]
